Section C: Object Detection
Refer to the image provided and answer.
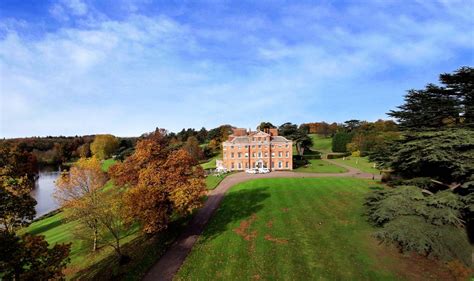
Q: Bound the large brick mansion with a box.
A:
[220,128,293,171]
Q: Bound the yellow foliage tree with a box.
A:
[90,134,119,160]
[55,157,107,251]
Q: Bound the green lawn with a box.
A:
[200,153,222,170]
[332,156,380,174]
[309,134,332,153]
[24,211,141,278]
[293,159,347,173]
[176,178,401,280]
[205,174,226,190]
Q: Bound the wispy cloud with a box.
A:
[0,0,473,137]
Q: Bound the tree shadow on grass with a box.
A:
[71,216,191,281]
[197,186,271,243]
[28,218,64,235]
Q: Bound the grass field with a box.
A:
[309,134,332,153]
[200,153,222,170]
[24,206,190,280]
[205,174,227,190]
[332,156,380,174]
[176,178,404,280]
[293,159,347,173]
[24,211,142,278]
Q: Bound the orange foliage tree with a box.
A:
[109,130,206,234]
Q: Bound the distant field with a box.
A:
[200,153,222,170]
[176,178,407,280]
[294,159,347,173]
[332,156,380,174]
[309,134,332,153]
[101,158,117,172]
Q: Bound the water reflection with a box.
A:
[31,166,61,218]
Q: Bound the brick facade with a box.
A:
[222,128,293,171]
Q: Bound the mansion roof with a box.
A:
[224,131,291,145]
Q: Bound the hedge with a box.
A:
[327,153,350,159]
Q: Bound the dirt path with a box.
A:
[143,162,379,281]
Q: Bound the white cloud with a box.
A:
[49,0,88,21]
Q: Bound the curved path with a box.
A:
[143,161,380,281]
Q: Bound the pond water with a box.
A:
[31,167,61,218]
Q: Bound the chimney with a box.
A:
[269,128,278,136]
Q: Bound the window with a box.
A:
[253,138,255,141]
[245,153,249,158]
[285,162,289,168]
[252,152,256,157]
[231,146,234,149]
[245,145,248,148]
[231,162,234,169]
[271,162,275,168]
[252,145,255,148]
[286,151,289,158]
[258,145,261,148]
[231,152,234,158]
[253,162,256,168]
[223,153,226,159]
[271,144,274,148]
[258,137,261,141]
[278,161,282,168]
[223,147,226,151]
[238,152,242,158]
[238,162,242,169]
[286,144,289,148]
[245,162,249,168]
[271,152,275,157]
[264,152,268,157]
[279,144,282,147]
[258,152,262,158]
[278,152,282,157]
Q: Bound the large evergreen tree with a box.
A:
[388,66,473,130]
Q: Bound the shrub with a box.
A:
[351,150,361,157]
[365,186,471,266]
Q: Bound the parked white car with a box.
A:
[258,167,270,174]
[245,168,258,174]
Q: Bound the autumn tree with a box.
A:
[110,130,206,234]
[183,136,204,161]
[0,232,71,280]
[90,134,119,160]
[1,169,70,279]
[77,143,91,158]
[0,173,36,234]
[95,189,129,261]
[55,157,108,251]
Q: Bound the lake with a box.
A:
[31,167,61,218]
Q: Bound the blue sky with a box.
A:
[1,0,473,137]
